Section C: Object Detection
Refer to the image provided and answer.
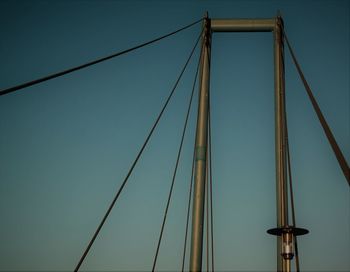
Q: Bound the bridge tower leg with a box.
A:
[189,14,211,272]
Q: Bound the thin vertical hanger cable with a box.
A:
[205,31,215,271]
[205,31,211,266]
[206,155,210,271]
[284,30,350,186]
[207,31,214,272]
[0,18,203,96]
[74,28,203,272]
[151,30,203,272]
[208,84,215,272]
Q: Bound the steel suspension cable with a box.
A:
[205,42,214,272]
[208,93,215,272]
[280,37,301,271]
[151,29,203,272]
[206,157,209,271]
[284,31,350,186]
[205,29,212,270]
[180,40,204,272]
[285,124,301,271]
[0,18,203,97]
[74,29,203,272]
[181,141,196,272]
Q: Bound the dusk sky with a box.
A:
[0,0,349,271]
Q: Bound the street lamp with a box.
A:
[267,226,309,260]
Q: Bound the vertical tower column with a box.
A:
[189,15,211,272]
[274,16,290,272]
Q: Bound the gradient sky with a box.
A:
[0,0,349,271]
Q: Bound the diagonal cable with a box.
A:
[0,18,203,97]
[151,30,202,272]
[280,36,301,271]
[74,28,203,272]
[284,30,350,186]
[286,126,301,271]
[180,40,203,272]
[181,140,196,272]
[278,30,301,270]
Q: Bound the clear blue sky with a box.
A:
[0,0,349,271]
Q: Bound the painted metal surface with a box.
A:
[189,16,211,272]
[211,18,275,32]
[190,16,291,272]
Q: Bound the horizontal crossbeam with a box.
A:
[211,18,276,32]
